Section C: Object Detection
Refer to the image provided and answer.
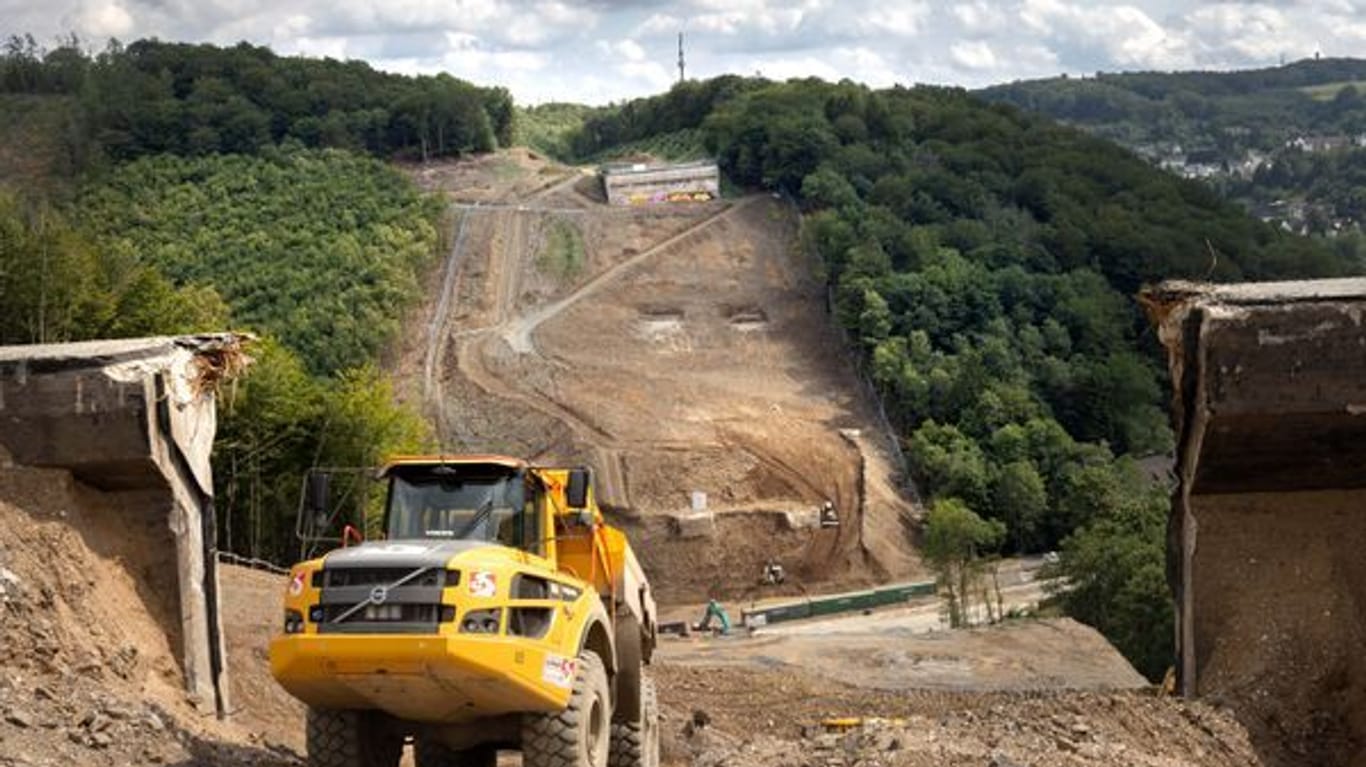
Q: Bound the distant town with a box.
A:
[1133,134,1366,236]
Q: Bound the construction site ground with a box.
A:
[0,151,1279,767]
[0,524,1266,767]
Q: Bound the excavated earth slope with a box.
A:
[403,152,920,603]
[0,458,296,767]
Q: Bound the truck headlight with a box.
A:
[284,609,305,634]
[460,608,502,634]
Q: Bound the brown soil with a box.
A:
[401,152,923,605]
[0,461,296,766]
[623,511,850,604]
[656,668,1260,767]
[220,565,306,754]
[204,560,1263,767]
[657,619,1149,693]
[404,148,580,203]
[647,618,1260,767]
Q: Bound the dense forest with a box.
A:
[559,77,1355,677]
[78,147,441,374]
[0,35,512,164]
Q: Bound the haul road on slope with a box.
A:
[270,455,659,767]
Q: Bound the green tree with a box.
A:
[802,165,860,211]
[991,460,1048,552]
[0,193,225,344]
[1049,468,1172,681]
[77,147,442,374]
[923,497,1006,628]
[909,421,990,510]
[215,343,433,562]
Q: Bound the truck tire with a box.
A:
[608,675,659,767]
[522,650,611,767]
[414,738,496,767]
[306,708,402,767]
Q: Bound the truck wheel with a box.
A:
[522,650,611,767]
[608,675,659,767]
[414,738,496,767]
[306,707,402,767]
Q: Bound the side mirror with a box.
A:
[303,470,331,535]
[307,470,330,511]
[566,467,590,510]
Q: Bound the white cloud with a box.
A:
[951,40,999,71]
[73,0,134,37]
[865,4,931,37]
[616,38,646,62]
[953,1,1008,33]
[6,0,1366,104]
[292,35,349,59]
[1181,4,1299,63]
[746,54,842,82]
[635,12,683,36]
[1019,0,1191,69]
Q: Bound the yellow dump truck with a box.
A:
[270,455,659,767]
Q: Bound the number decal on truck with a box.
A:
[469,571,497,598]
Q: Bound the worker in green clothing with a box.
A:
[698,599,731,635]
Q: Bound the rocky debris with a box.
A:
[0,494,300,767]
[655,666,1263,767]
[0,567,20,603]
[0,676,300,767]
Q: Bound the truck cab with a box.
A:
[269,455,658,767]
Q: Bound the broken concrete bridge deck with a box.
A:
[0,333,251,718]
[1145,277,1366,765]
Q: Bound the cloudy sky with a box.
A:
[5,0,1366,104]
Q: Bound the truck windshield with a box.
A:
[385,470,538,551]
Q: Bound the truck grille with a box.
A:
[319,567,454,589]
[315,565,455,634]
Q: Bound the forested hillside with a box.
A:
[0,192,226,343]
[0,35,512,164]
[561,77,1355,677]
[979,57,1366,150]
[78,147,441,374]
[0,38,495,563]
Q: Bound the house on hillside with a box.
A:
[600,161,720,206]
[1232,150,1269,179]
[1285,134,1357,153]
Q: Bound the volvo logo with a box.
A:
[370,585,389,605]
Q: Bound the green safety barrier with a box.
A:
[741,580,936,627]
[873,582,936,604]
